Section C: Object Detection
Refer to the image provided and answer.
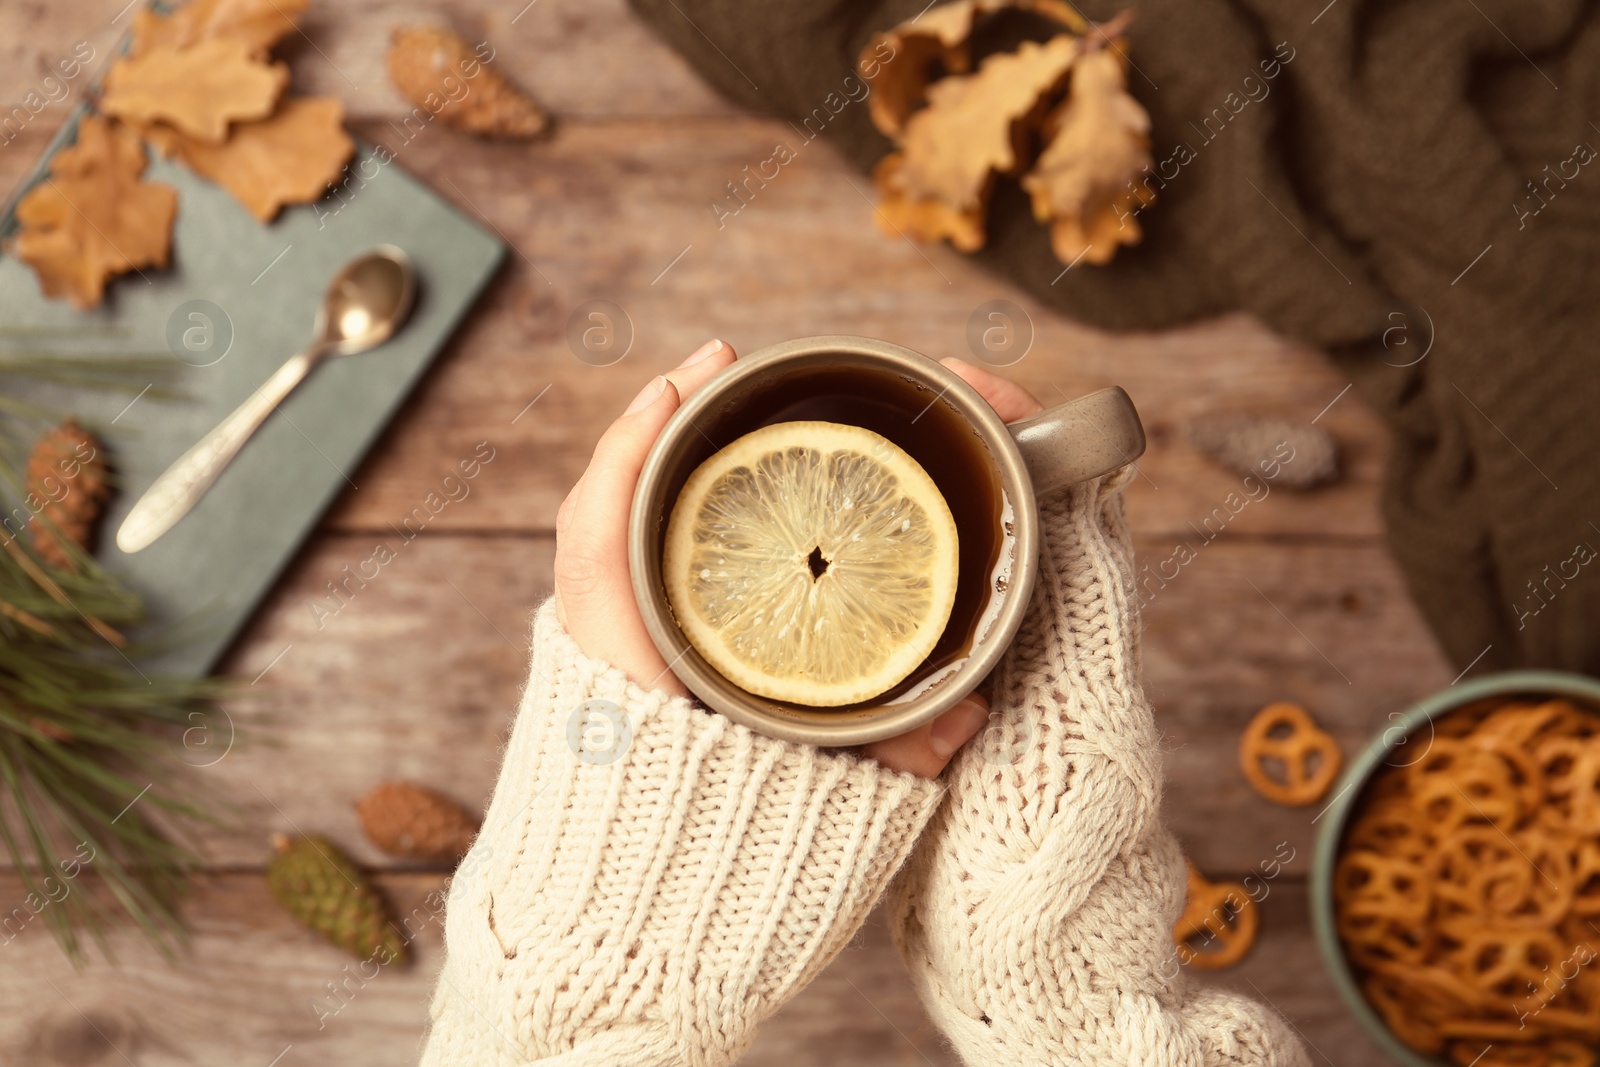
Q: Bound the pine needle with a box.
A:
[0,346,233,963]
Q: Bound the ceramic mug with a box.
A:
[628,335,1145,747]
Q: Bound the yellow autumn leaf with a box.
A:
[102,38,288,144]
[8,116,178,309]
[144,96,354,223]
[882,32,1083,250]
[1021,47,1155,265]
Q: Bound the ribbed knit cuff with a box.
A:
[420,598,945,1067]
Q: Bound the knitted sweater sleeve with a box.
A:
[886,468,1312,1067]
[419,597,946,1067]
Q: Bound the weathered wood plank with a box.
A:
[4,872,448,1066]
[0,872,1399,1066]
[1143,534,1455,874]
[0,0,735,126]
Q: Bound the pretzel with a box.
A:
[1336,851,1430,922]
[1238,701,1343,806]
[1343,795,1431,862]
[1448,926,1569,999]
[1172,860,1258,970]
[1432,825,1573,930]
[1406,739,1525,832]
[1536,736,1600,829]
[1331,695,1600,1063]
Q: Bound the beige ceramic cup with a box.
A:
[628,335,1144,747]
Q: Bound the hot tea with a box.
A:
[656,361,1017,708]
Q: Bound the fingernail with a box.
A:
[929,695,991,760]
[678,338,725,368]
[624,375,667,415]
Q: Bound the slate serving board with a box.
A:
[0,108,505,677]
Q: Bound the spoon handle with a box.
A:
[116,350,319,553]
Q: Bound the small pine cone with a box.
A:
[386,25,549,139]
[1184,413,1339,489]
[268,832,407,963]
[355,781,479,863]
[26,418,110,569]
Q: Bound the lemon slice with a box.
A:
[663,420,958,706]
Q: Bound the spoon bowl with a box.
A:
[317,245,416,354]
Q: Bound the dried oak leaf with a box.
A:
[871,153,986,251]
[860,0,1091,139]
[131,0,309,59]
[386,25,548,139]
[7,115,177,309]
[860,0,985,138]
[1020,47,1154,265]
[102,38,289,144]
[145,96,354,222]
[873,34,1081,251]
[26,419,110,570]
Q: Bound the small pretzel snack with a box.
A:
[1173,860,1259,970]
[1239,701,1343,806]
[1334,697,1600,1066]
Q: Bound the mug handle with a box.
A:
[1007,386,1146,495]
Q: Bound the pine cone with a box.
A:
[355,780,479,863]
[385,26,549,139]
[26,418,110,569]
[267,833,407,963]
[1184,412,1339,489]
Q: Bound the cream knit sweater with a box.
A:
[419,469,1309,1067]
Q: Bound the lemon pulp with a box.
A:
[663,420,959,706]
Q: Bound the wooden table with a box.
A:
[0,1,1450,1061]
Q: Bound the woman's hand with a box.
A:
[551,342,1042,779]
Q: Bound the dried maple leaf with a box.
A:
[875,34,1082,251]
[131,0,309,59]
[1021,47,1154,265]
[386,25,548,139]
[145,96,353,222]
[7,116,177,309]
[102,38,288,143]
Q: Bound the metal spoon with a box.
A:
[116,246,417,554]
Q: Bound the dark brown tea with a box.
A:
[654,358,1016,710]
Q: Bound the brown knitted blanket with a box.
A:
[628,0,1600,677]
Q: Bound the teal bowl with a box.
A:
[1309,669,1600,1067]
